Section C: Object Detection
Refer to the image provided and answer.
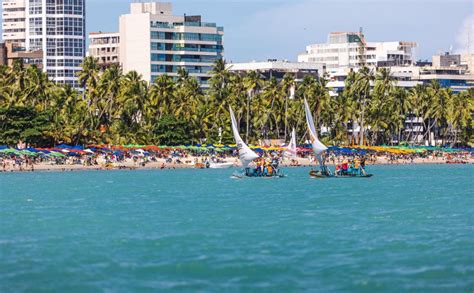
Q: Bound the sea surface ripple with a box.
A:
[1,165,473,291]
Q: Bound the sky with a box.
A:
[1,0,473,62]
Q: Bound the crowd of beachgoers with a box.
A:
[0,144,472,173]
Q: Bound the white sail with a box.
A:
[304,98,328,155]
[304,99,328,168]
[229,106,259,168]
[284,128,297,159]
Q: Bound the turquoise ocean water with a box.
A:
[1,165,473,292]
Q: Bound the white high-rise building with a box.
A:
[298,32,417,69]
[119,1,224,87]
[1,0,86,88]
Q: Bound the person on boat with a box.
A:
[270,156,280,176]
[262,160,268,176]
[354,159,361,175]
[321,165,332,177]
[348,159,356,175]
[341,160,349,175]
[267,164,273,176]
[271,156,279,168]
[335,164,341,176]
[255,159,263,176]
[245,167,251,177]
[360,157,367,176]
[262,159,268,176]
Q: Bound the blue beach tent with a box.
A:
[26,147,40,153]
[56,144,74,149]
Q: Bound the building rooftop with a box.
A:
[130,1,173,15]
[227,60,324,71]
[89,32,119,36]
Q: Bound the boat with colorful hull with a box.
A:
[309,169,373,179]
[229,106,285,179]
[303,98,374,179]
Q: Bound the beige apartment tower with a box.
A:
[119,2,224,87]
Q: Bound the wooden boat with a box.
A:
[229,106,285,179]
[304,98,330,177]
[303,99,375,179]
[446,160,467,164]
[309,170,373,178]
[232,168,285,179]
[195,163,206,169]
[209,162,234,169]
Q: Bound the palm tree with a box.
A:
[1,55,473,148]
[407,84,428,145]
[97,65,122,132]
[389,87,410,144]
[281,74,296,141]
[425,80,444,146]
[261,77,282,138]
[353,67,375,146]
[369,68,396,144]
[342,70,359,144]
[149,74,175,120]
[77,56,100,92]
[224,74,247,142]
[209,59,229,102]
[243,71,262,143]
[24,65,53,111]
[117,71,147,143]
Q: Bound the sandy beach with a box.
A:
[1,154,472,173]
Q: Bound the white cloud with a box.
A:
[455,14,474,54]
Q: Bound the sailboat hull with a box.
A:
[209,163,234,169]
[232,174,286,179]
[309,170,373,179]
[231,168,285,179]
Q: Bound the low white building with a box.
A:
[1,0,26,46]
[88,32,120,67]
[226,60,325,81]
[298,32,417,69]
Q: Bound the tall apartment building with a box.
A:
[88,32,120,68]
[298,32,417,69]
[119,2,224,87]
[1,0,86,88]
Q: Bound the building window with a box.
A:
[151,54,166,61]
